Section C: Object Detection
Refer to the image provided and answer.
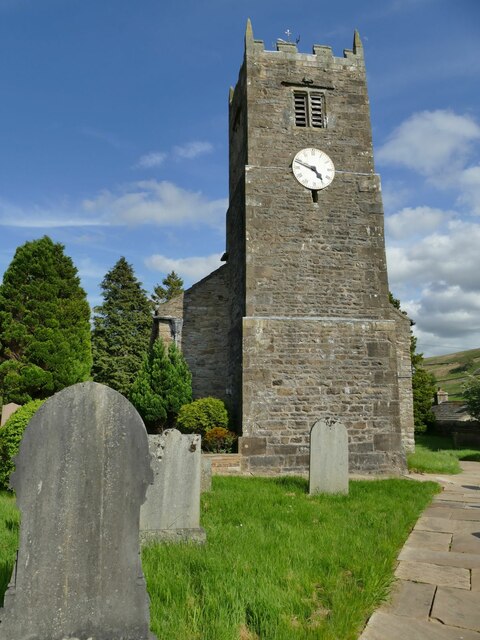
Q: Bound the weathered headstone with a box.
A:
[309,419,349,495]
[141,429,206,543]
[0,402,20,427]
[201,455,212,493]
[0,381,157,640]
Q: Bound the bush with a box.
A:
[0,399,44,490]
[202,427,237,453]
[176,397,229,437]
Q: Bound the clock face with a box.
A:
[292,148,335,190]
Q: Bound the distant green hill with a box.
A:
[424,348,480,401]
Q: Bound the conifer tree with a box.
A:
[91,257,152,396]
[151,270,184,307]
[129,337,192,432]
[0,236,92,404]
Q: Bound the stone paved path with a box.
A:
[359,461,480,639]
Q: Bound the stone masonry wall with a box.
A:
[240,317,406,474]
[153,294,184,347]
[230,27,412,473]
[181,266,231,405]
[391,307,415,452]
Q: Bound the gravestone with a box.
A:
[141,429,206,543]
[309,419,349,495]
[0,402,20,427]
[201,455,212,493]
[0,381,157,640]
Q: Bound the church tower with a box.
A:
[156,22,414,474]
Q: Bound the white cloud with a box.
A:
[411,284,480,342]
[387,219,480,355]
[380,180,411,213]
[385,206,449,240]
[80,126,124,150]
[173,141,213,159]
[377,110,480,177]
[457,165,480,215]
[76,257,107,280]
[135,152,167,169]
[83,180,227,228]
[0,199,109,228]
[387,220,480,292]
[145,253,223,281]
[0,181,228,230]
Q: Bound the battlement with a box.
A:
[245,19,364,65]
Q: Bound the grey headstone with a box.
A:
[0,381,157,640]
[201,455,212,493]
[0,402,20,427]
[309,419,349,495]
[141,429,206,543]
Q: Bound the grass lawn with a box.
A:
[0,476,438,640]
[407,433,480,474]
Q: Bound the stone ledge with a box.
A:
[140,528,206,545]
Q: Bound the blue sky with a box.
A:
[0,0,478,357]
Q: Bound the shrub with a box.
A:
[0,399,44,490]
[176,397,228,437]
[202,427,237,453]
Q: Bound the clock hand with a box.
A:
[295,159,323,181]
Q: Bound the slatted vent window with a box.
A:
[294,91,325,128]
[294,93,308,127]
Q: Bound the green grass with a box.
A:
[0,491,20,602]
[0,477,438,640]
[408,434,480,474]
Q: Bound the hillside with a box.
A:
[424,348,480,401]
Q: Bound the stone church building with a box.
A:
[154,21,414,475]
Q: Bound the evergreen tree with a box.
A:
[91,257,152,396]
[410,335,436,433]
[151,271,184,307]
[0,236,92,404]
[129,337,192,432]
[389,292,436,433]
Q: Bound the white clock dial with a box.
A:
[292,148,335,190]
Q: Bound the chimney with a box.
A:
[435,388,449,405]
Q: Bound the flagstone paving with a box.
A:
[359,461,480,639]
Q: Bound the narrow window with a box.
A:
[294,92,308,127]
[294,91,325,128]
[310,93,324,128]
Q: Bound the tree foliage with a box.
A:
[91,257,152,397]
[464,376,480,422]
[151,271,184,307]
[176,397,229,436]
[389,292,436,433]
[0,399,44,490]
[0,236,92,404]
[129,337,192,432]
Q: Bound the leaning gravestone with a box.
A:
[0,381,157,640]
[141,429,206,543]
[0,402,20,427]
[309,419,349,495]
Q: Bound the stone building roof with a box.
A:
[431,401,472,423]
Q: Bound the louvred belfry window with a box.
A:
[294,91,325,128]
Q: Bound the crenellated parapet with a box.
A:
[244,18,364,67]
